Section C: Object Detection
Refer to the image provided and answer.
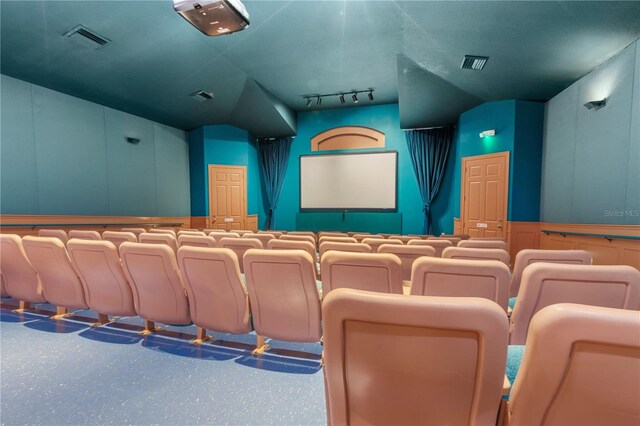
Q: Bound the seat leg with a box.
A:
[91,313,112,328]
[138,320,160,336]
[191,327,212,345]
[252,334,270,356]
[13,300,31,313]
[50,306,74,320]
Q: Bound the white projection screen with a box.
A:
[300,151,397,210]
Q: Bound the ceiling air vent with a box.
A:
[461,55,489,70]
[63,25,111,50]
[190,90,215,102]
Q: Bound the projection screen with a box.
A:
[300,151,397,210]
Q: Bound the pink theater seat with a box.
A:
[243,249,322,354]
[428,236,462,245]
[138,232,178,253]
[267,239,316,261]
[442,247,510,265]
[119,242,190,332]
[120,228,147,238]
[0,273,7,297]
[458,239,508,251]
[177,247,253,344]
[22,236,88,317]
[219,238,263,273]
[352,233,376,242]
[388,235,421,244]
[177,230,206,237]
[506,304,640,425]
[37,229,68,244]
[509,263,640,345]
[148,228,177,237]
[322,289,508,426]
[318,232,348,238]
[378,243,436,282]
[407,239,452,256]
[362,237,402,253]
[321,251,403,296]
[287,231,316,240]
[68,230,102,240]
[510,249,592,298]
[232,230,253,237]
[67,239,136,324]
[177,235,217,248]
[318,236,357,246]
[280,234,316,245]
[258,230,284,238]
[0,234,47,308]
[102,231,137,249]
[411,257,511,312]
[242,233,274,247]
[210,232,240,244]
[318,242,372,260]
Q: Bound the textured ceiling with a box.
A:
[2,1,639,135]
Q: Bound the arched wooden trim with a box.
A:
[311,126,385,151]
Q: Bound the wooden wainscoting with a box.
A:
[190,217,207,230]
[246,215,258,232]
[506,222,541,261]
[0,215,191,237]
[540,223,640,270]
[453,218,462,235]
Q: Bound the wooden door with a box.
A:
[461,152,509,238]
[208,165,247,230]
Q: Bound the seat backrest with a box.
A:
[287,231,316,240]
[258,230,284,238]
[233,230,253,237]
[177,247,251,334]
[120,227,147,237]
[68,230,102,240]
[510,249,592,297]
[352,233,377,242]
[378,244,436,281]
[322,288,508,425]
[407,239,453,256]
[0,273,6,297]
[388,235,421,244]
[458,239,508,251]
[363,238,402,253]
[102,231,138,249]
[22,236,87,309]
[177,235,217,248]
[428,236,461,245]
[243,233,274,246]
[243,249,321,342]
[219,237,263,273]
[321,251,403,296]
[118,242,190,325]
[67,239,136,317]
[148,228,177,237]
[509,263,640,344]
[210,232,240,243]
[411,257,511,311]
[0,234,46,303]
[280,234,316,245]
[442,247,510,266]
[37,229,68,244]
[319,242,372,259]
[267,239,316,260]
[508,304,640,425]
[318,236,357,245]
[318,232,348,238]
[177,230,206,237]
[138,232,178,253]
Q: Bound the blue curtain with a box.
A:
[258,136,293,230]
[405,127,454,234]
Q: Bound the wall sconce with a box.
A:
[479,129,496,138]
[583,98,607,110]
[126,137,141,144]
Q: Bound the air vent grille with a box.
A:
[461,55,489,70]
[63,25,111,49]
[190,90,215,102]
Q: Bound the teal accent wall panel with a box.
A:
[188,127,206,216]
[104,108,157,216]
[32,85,109,215]
[296,213,402,234]
[0,75,38,213]
[626,41,640,224]
[154,123,190,216]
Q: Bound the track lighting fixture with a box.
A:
[301,89,374,107]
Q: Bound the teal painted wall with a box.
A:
[0,74,190,216]
[541,39,639,225]
[188,125,265,221]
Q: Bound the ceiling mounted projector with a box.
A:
[173,0,249,36]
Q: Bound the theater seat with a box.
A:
[177,235,217,248]
[318,236,357,245]
[0,273,7,298]
[148,228,177,237]
[119,242,191,333]
[287,231,316,240]
[242,232,274,247]
[177,247,252,344]
[267,239,316,261]
[377,243,436,282]
[120,228,147,238]
[458,239,508,251]
[407,239,452,256]
[506,304,640,425]
[411,257,511,312]
[322,289,508,426]
[362,238,402,253]
[280,234,316,245]
[319,242,372,259]
[22,236,88,317]
[352,233,379,242]
[68,230,102,240]
[388,235,421,244]
[428,236,462,245]
[509,263,640,345]
[321,251,403,296]
[0,234,47,308]
[243,249,322,354]
[442,247,510,265]
[138,232,178,253]
[67,239,136,324]
[219,238,263,273]
[258,230,284,238]
[210,232,240,244]
[102,231,138,249]
[177,230,206,237]
[37,229,68,244]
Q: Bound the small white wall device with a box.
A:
[479,129,496,138]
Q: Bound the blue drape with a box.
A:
[258,136,293,230]
[405,127,454,234]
